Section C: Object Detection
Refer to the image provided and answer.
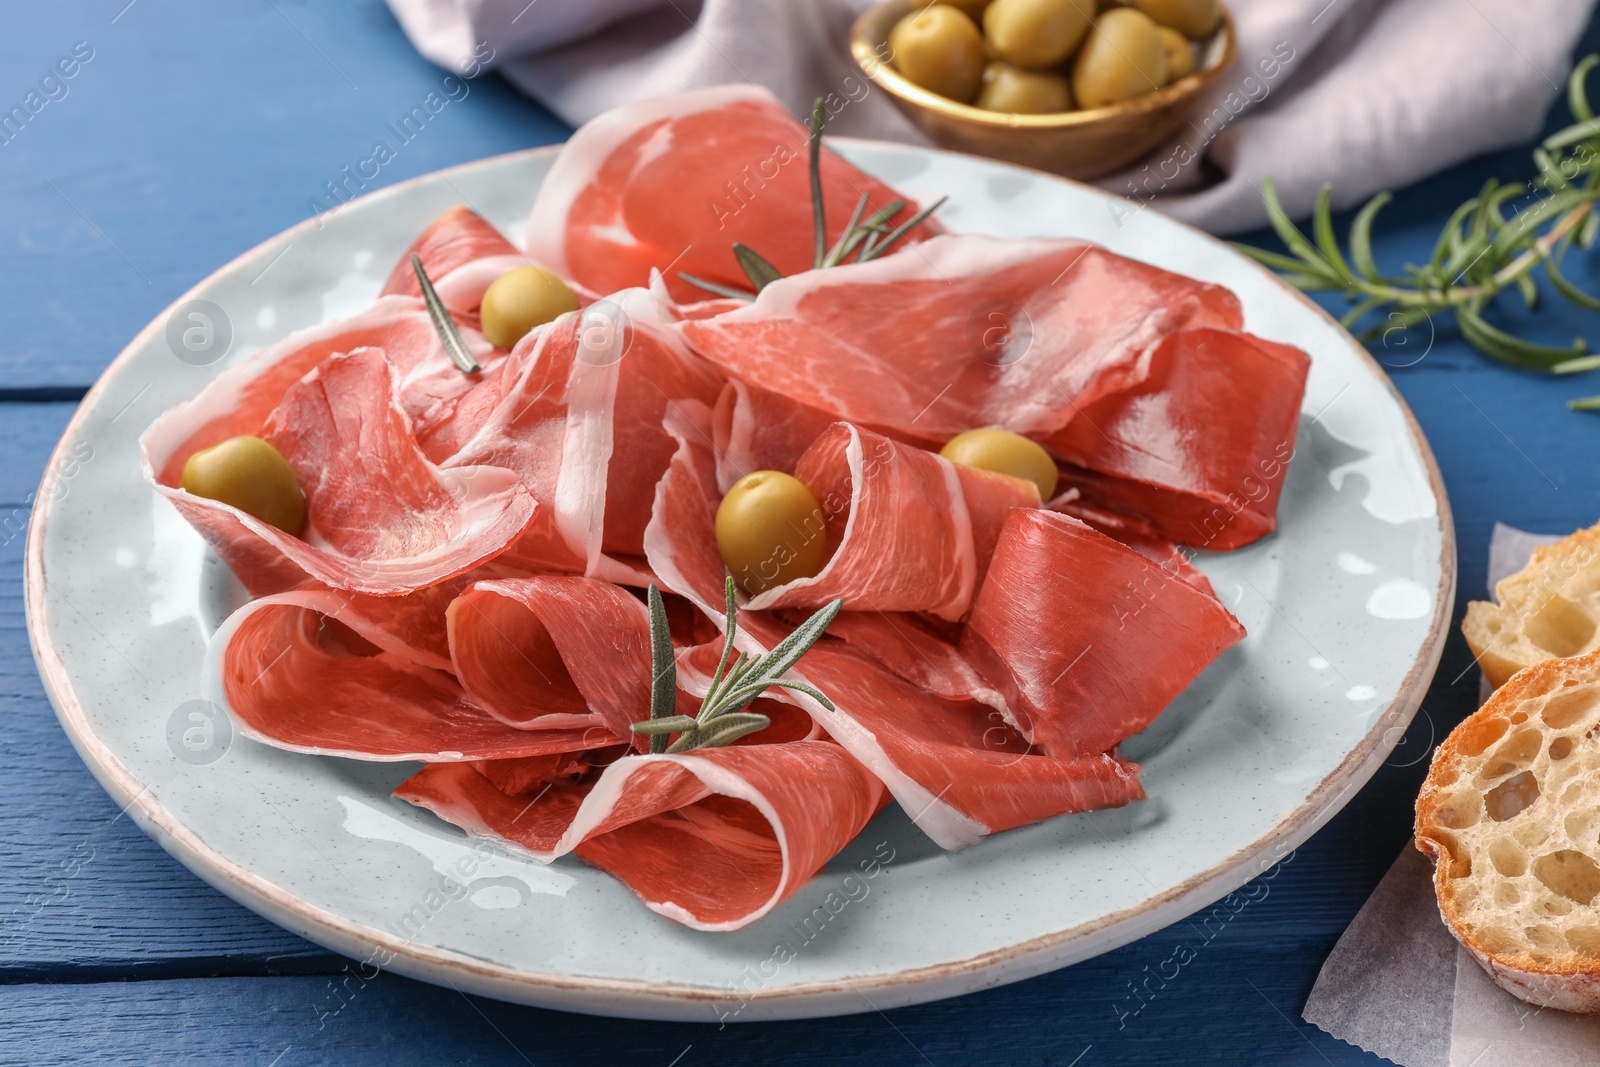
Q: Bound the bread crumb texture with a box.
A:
[1417,647,1600,1012]
[1463,521,1600,689]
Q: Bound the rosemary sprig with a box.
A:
[679,99,947,301]
[630,577,840,754]
[411,252,480,375]
[1236,54,1600,410]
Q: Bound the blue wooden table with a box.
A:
[5,3,1599,1063]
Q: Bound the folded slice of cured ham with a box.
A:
[961,509,1246,758]
[206,589,617,761]
[525,84,941,304]
[143,298,492,493]
[678,234,1242,446]
[397,739,884,931]
[446,576,651,740]
[641,408,1143,850]
[1046,328,1310,551]
[437,288,722,579]
[379,205,530,319]
[809,610,1010,713]
[150,349,537,596]
[743,423,1038,621]
[711,378,840,493]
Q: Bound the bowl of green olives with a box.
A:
[852,0,1235,180]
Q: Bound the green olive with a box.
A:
[181,435,306,535]
[715,471,829,594]
[1158,25,1196,81]
[983,0,1095,71]
[977,62,1073,113]
[1130,0,1219,38]
[1072,9,1168,109]
[939,429,1058,499]
[935,0,993,17]
[480,265,579,350]
[888,5,987,103]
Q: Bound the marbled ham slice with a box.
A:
[641,410,1141,849]
[438,288,720,579]
[811,610,1010,713]
[207,589,615,761]
[142,298,493,494]
[961,509,1245,758]
[150,349,536,596]
[1046,328,1310,551]
[525,84,940,304]
[712,378,857,493]
[678,234,1243,446]
[379,205,529,319]
[744,423,1038,621]
[396,739,884,931]
[446,576,651,741]
[795,644,1144,847]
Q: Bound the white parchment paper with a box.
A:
[1303,523,1600,1066]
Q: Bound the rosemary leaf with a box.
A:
[1312,185,1356,283]
[631,715,701,736]
[411,253,481,375]
[1339,295,1389,329]
[1547,251,1600,311]
[1348,192,1391,283]
[825,193,872,268]
[1515,272,1539,310]
[1260,178,1338,281]
[1568,394,1600,410]
[678,272,756,301]
[1554,353,1600,374]
[733,243,784,291]
[667,712,770,753]
[858,196,948,263]
[646,584,676,754]
[698,578,740,709]
[718,677,836,712]
[809,98,827,270]
[1457,302,1585,369]
[1571,55,1599,120]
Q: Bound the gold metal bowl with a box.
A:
[851,1,1237,181]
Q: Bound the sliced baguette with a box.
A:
[1463,520,1600,689]
[1415,647,1600,1013]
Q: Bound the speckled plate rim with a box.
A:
[25,139,1456,1020]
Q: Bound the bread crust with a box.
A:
[1416,647,1600,1013]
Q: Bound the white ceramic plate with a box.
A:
[26,140,1454,1021]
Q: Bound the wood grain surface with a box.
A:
[6,1,1600,1063]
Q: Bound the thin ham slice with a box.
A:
[1046,328,1310,551]
[396,739,884,931]
[525,84,940,304]
[960,509,1245,758]
[744,423,1038,621]
[678,233,1242,446]
[641,408,1143,850]
[711,378,839,492]
[151,349,536,596]
[379,205,529,319]
[439,288,720,579]
[813,610,1010,713]
[446,576,651,741]
[206,589,617,761]
[142,298,493,493]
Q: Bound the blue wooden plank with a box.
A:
[5,4,1600,1063]
[0,941,1378,1067]
[0,403,338,975]
[0,0,570,390]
